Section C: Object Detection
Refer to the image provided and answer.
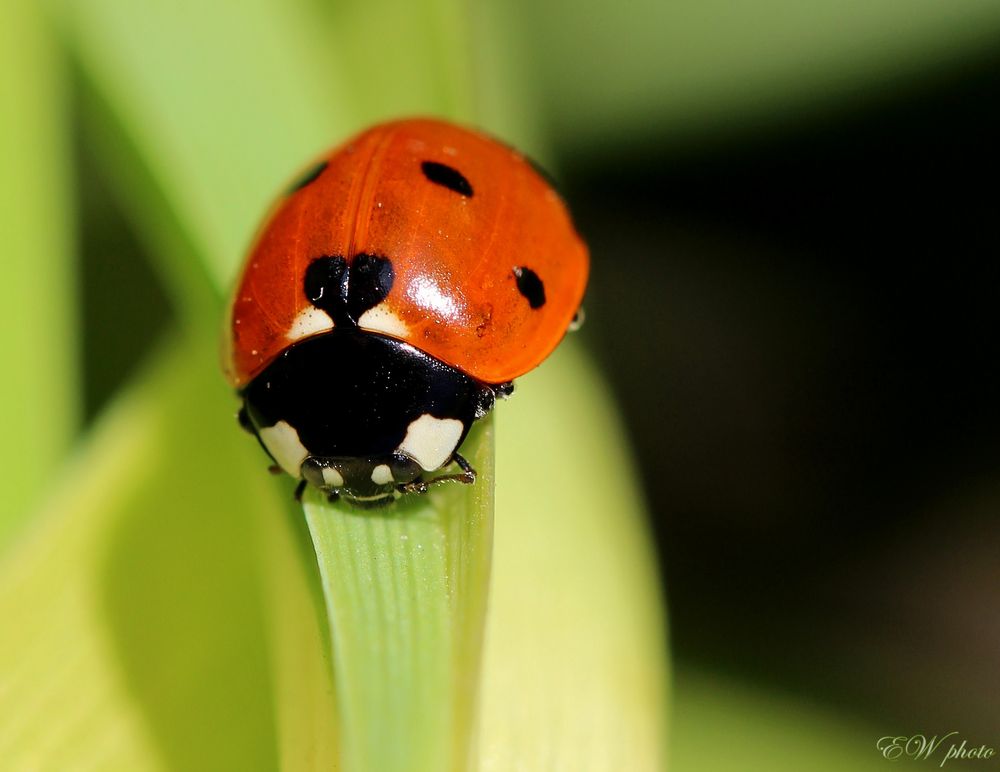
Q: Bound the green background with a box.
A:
[3,0,999,768]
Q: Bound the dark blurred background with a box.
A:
[566,46,1000,734]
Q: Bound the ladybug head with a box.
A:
[300,454,423,505]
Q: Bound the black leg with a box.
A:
[237,405,255,433]
[294,480,307,502]
[494,381,515,399]
[400,454,477,494]
[452,453,476,480]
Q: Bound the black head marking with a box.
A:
[421,161,473,197]
[513,266,546,309]
[304,253,394,326]
[346,253,395,321]
[287,160,328,195]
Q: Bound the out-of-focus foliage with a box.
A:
[0,338,281,769]
[0,0,77,542]
[3,0,994,768]
[671,668,889,772]
[512,0,1000,150]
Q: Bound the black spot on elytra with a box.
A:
[304,253,394,326]
[346,253,395,322]
[513,266,546,309]
[304,256,349,324]
[287,160,328,194]
[421,161,473,197]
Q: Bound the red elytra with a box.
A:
[224,118,589,389]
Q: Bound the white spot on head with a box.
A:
[358,303,410,339]
[286,306,334,343]
[322,466,345,488]
[397,414,464,471]
[371,464,394,485]
[258,420,309,478]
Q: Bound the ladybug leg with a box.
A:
[398,479,429,495]
[237,405,255,434]
[451,453,477,483]
[240,404,281,476]
[493,381,515,400]
[401,454,478,495]
[326,490,340,504]
[293,480,307,502]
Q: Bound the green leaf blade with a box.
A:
[672,666,887,772]
[0,0,78,544]
[303,417,494,772]
[479,341,670,771]
[62,0,354,293]
[0,338,285,771]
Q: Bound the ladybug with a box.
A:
[223,118,588,504]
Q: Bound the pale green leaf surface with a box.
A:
[466,0,549,162]
[303,418,493,772]
[62,0,353,291]
[0,0,77,544]
[479,340,669,771]
[319,0,475,127]
[513,0,1000,150]
[258,493,342,771]
[0,381,162,771]
[0,338,285,771]
[671,666,886,771]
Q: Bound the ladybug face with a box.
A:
[225,118,588,503]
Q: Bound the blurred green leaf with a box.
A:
[512,0,1000,151]
[257,492,342,771]
[0,336,283,770]
[62,0,353,292]
[466,0,549,159]
[672,666,887,772]
[320,0,475,126]
[0,0,77,544]
[479,340,669,771]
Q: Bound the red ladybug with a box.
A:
[223,118,588,504]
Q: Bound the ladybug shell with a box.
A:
[224,118,588,389]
